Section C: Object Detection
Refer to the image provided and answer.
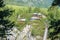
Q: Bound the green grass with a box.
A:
[4,5,60,39]
[30,19,46,37]
[5,5,48,36]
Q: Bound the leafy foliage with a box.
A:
[47,0,60,40]
[0,0,14,39]
[48,4,60,40]
[52,0,60,6]
[0,0,5,7]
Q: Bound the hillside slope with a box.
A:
[5,0,53,8]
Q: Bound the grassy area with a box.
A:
[4,5,60,39]
[30,20,45,36]
[5,5,48,36]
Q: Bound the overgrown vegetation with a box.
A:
[1,2,60,40]
[6,5,48,31]
[0,0,14,39]
[5,4,60,39]
[47,0,60,40]
[0,0,60,40]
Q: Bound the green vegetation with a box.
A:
[48,6,60,40]
[0,0,14,39]
[0,0,60,40]
[2,4,60,40]
[1,5,48,38]
[47,0,60,40]
[6,5,48,31]
[30,20,45,36]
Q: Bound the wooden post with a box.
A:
[43,27,48,40]
[43,20,49,40]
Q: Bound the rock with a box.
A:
[30,16,40,21]
[16,25,32,40]
[33,13,38,17]
[20,18,26,22]
[30,12,46,21]
[38,13,42,16]
[36,36,42,40]
[42,15,46,18]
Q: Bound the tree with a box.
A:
[52,0,60,6]
[0,0,5,7]
[48,0,60,40]
[33,7,40,13]
[48,0,60,11]
[0,0,14,40]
